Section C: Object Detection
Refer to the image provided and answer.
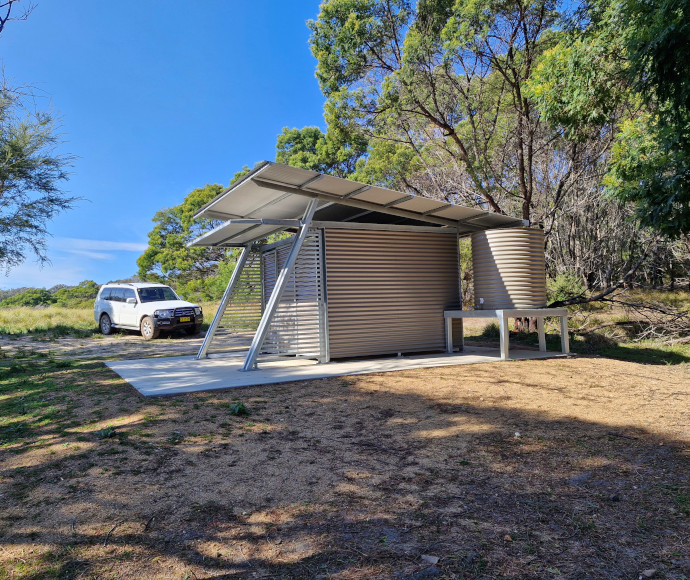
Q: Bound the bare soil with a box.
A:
[0,333,688,579]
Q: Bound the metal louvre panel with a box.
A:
[325,229,461,359]
[261,230,324,358]
[209,251,263,353]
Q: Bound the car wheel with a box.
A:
[185,324,202,336]
[99,314,113,335]
[140,316,159,340]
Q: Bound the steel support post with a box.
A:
[195,245,250,360]
[241,199,319,371]
[497,310,510,360]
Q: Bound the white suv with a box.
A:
[94,283,203,340]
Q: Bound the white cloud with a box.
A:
[1,258,87,289]
[66,250,115,260]
[1,237,146,289]
[52,238,148,252]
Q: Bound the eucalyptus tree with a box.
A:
[308,0,590,225]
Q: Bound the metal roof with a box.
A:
[190,161,525,247]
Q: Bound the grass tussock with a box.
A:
[0,306,97,337]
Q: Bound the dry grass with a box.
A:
[0,307,97,337]
[0,351,688,579]
[0,302,220,339]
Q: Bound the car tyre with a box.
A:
[186,324,202,336]
[99,314,113,335]
[140,316,159,340]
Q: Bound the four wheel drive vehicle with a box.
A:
[93,283,203,340]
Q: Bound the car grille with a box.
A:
[174,307,195,317]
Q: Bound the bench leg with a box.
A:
[537,317,546,352]
[445,317,453,354]
[560,315,570,354]
[498,311,509,360]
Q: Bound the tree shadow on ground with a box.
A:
[0,358,688,579]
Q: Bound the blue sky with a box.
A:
[1,1,326,289]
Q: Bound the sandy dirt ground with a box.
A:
[0,330,256,361]
[0,334,688,579]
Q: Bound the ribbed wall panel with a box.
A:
[471,228,547,309]
[261,230,325,358]
[325,229,460,359]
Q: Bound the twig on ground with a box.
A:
[103,523,119,547]
[143,515,155,532]
[607,432,638,441]
[238,544,252,567]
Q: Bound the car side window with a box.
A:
[100,288,112,301]
[111,289,125,303]
[123,288,136,302]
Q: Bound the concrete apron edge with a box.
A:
[106,347,572,397]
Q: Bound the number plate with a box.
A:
[179,316,191,322]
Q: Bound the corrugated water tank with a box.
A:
[471,228,547,309]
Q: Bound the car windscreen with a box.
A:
[137,287,178,303]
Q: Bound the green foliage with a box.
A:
[175,250,242,302]
[527,29,626,140]
[0,88,76,271]
[351,139,422,188]
[276,125,367,178]
[528,0,690,235]
[227,401,249,416]
[137,183,237,301]
[0,288,55,307]
[623,0,690,118]
[547,273,586,304]
[96,425,117,439]
[166,431,185,445]
[603,113,690,237]
[308,0,563,219]
[53,280,100,307]
[0,280,100,309]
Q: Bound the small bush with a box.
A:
[167,431,185,444]
[0,288,55,307]
[96,426,117,439]
[228,402,250,416]
[547,273,586,304]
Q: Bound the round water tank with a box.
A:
[471,228,546,309]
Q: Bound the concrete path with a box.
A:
[107,346,569,397]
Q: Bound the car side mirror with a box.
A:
[177,295,184,300]
[126,297,137,305]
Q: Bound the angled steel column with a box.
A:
[241,199,319,371]
[195,245,250,360]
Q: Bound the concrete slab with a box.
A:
[107,346,569,397]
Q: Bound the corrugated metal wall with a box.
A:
[471,228,547,309]
[261,230,325,359]
[325,229,461,358]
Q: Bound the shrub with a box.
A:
[547,273,586,304]
[0,288,55,307]
[53,280,100,307]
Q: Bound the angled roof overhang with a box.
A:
[190,161,526,247]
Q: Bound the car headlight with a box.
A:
[194,307,202,315]
[154,309,174,318]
